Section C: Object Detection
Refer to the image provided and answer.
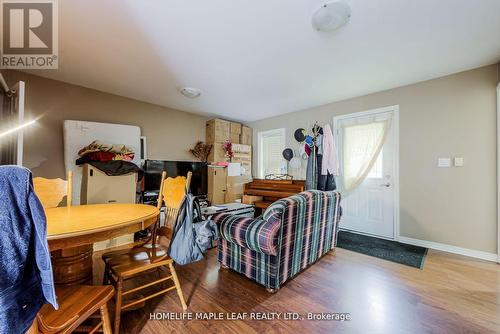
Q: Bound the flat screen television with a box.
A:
[143,160,208,196]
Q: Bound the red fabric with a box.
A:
[82,152,134,162]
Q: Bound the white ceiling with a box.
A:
[31,0,500,122]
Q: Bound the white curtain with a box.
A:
[340,117,391,195]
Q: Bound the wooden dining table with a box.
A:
[46,203,159,285]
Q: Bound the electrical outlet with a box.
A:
[454,157,464,167]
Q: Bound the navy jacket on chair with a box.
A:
[0,166,58,334]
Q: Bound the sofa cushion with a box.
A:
[214,214,280,256]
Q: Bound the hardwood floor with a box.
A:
[92,246,500,334]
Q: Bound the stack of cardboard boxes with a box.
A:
[230,122,241,144]
[205,119,253,204]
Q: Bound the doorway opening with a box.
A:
[333,105,399,240]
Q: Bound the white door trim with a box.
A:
[497,83,500,263]
[333,104,400,240]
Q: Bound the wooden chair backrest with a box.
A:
[157,171,167,210]
[33,171,73,209]
[156,171,193,239]
[157,171,192,209]
[162,173,193,209]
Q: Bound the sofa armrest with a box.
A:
[213,213,280,256]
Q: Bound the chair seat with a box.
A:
[101,235,172,262]
[102,247,139,263]
[37,285,114,334]
[104,244,172,278]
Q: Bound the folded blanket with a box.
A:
[78,140,134,157]
[81,151,134,162]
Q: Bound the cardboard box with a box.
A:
[242,195,263,205]
[233,143,251,154]
[230,122,242,134]
[208,142,252,174]
[81,164,136,204]
[208,142,227,163]
[241,126,252,145]
[230,132,240,144]
[208,166,227,205]
[206,119,230,143]
[226,175,252,203]
[232,144,252,176]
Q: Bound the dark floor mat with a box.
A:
[337,230,428,269]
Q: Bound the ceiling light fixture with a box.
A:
[180,87,202,98]
[312,1,351,32]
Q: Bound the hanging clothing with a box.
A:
[305,144,318,190]
[316,133,324,155]
[317,154,336,191]
[0,166,58,334]
[321,124,339,176]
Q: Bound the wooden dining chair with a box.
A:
[32,171,114,334]
[36,285,114,334]
[157,172,193,240]
[33,171,73,208]
[101,171,190,334]
[34,171,94,286]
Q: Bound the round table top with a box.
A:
[46,203,159,240]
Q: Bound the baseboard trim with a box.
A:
[397,236,498,262]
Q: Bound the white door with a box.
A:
[335,107,397,239]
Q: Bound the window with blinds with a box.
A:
[257,128,286,178]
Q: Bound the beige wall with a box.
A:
[249,64,499,254]
[4,71,209,179]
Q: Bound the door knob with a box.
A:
[380,183,391,187]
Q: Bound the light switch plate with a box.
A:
[438,158,451,168]
[454,157,464,167]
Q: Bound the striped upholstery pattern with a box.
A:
[215,190,341,290]
[216,215,281,256]
[218,238,279,288]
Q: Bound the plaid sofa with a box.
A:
[213,190,341,291]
